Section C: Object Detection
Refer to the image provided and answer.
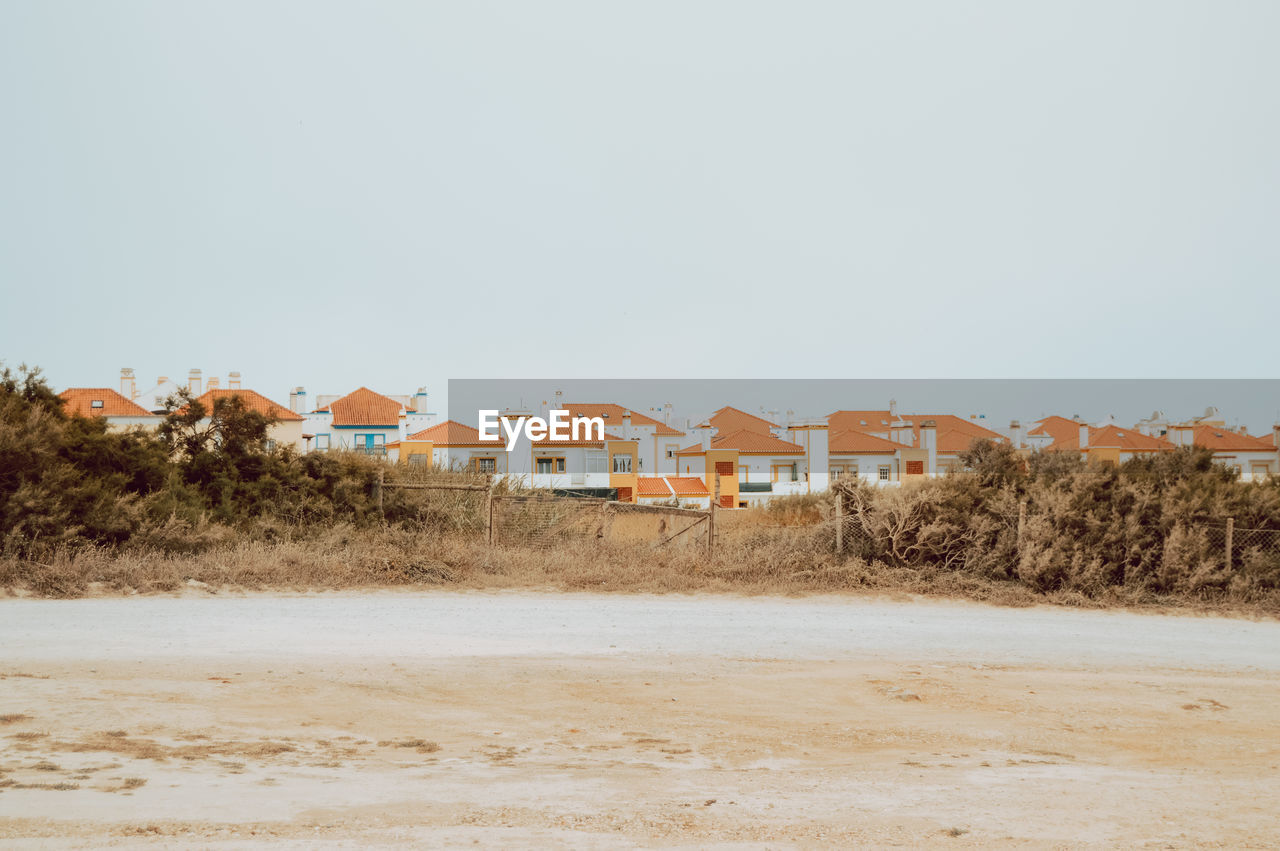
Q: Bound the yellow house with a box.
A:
[607,440,639,502]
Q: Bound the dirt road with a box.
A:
[2,591,1277,847]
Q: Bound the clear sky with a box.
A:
[2,2,1277,407]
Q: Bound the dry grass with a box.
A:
[1,521,1277,618]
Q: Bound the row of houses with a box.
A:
[58,371,1280,508]
[61,369,437,455]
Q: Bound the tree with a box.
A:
[158,389,276,460]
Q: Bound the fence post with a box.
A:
[835,487,844,555]
[375,470,384,522]
[707,473,719,555]
[1017,500,1026,549]
[486,490,495,546]
[1225,516,1234,569]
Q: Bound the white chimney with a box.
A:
[1272,424,1280,449]
[207,377,220,390]
[119,368,136,399]
[188,369,202,396]
[1079,424,1090,449]
[889,398,898,418]
[921,419,938,475]
[701,429,712,451]
[228,372,242,390]
[1009,420,1023,449]
[891,420,913,446]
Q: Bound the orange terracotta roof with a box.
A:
[695,406,777,434]
[408,420,492,447]
[636,477,673,497]
[1048,425,1175,453]
[407,419,623,448]
[1028,415,1082,443]
[562,403,685,436]
[677,428,804,456]
[529,431,623,447]
[829,429,903,454]
[667,476,711,496]
[827,410,894,432]
[192,388,304,422]
[59,388,155,418]
[1187,425,1277,452]
[933,428,993,454]
[907,415,1004,446]
[319,387,403,427]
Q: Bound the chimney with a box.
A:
[891,420,913,446]
[1079,423,1090,449]
[119,368,136,399]
[701,429,712,451]
[413,387,428,413]
[1272,424,1280,449]
[188,369,202,395]
[921,419,938,475]
[207,377,220,390]
[228,372,242,390]
[1009,420,1023,449]
[157,375,169,386]
[290,386,307,413]
[889,398,898,418]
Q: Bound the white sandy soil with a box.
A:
[1,591,1277,847]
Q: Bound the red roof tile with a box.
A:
[695,406,777,434]
[636,477,673,497]
[829,429,903,454]
[319,387,403,427]
[667,477,710,496]
[1028,415,1082,443]
[678,428,804,456]
[407,420,492,447]
[827,410,894,432]
[59,388,155,418]
[1186,425,1277,452]
[192,389,304,422]
[1047,425,1175,453]
[562,403,685,436]
[407,419,622,448]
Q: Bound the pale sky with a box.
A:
[2,2,1277,407]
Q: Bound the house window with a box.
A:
[665,444,679,459]
[91,399,104,409]
[408,454,429,465]
[878,465,891,481]
[1232,465,1243,478]
[353,433,386,455]
[314,434,330,450]
[586,451,607,474]
[265,439,277,452]
[905,460,924,475]
[472,457,496,473]
[612,454,633,474]
[535,457,566,474]
[772,464,796,482]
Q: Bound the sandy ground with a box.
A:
[1,591,1277,848]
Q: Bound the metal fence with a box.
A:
[378,479,714,552]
